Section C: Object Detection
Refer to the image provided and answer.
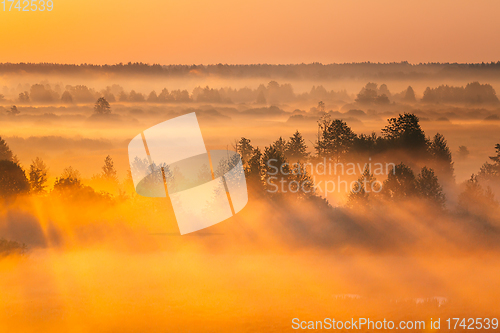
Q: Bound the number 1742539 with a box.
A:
[446,318,499,330]
[2,0,53,11]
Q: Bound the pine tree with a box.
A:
[246,147,263,192]
[489,144,500,164]
[0,137,14,162]
[429,133,454,179]
[403,86,416,102]
[478,143,500,180]
[286,130,309,162]
[147,91,159,102]
[262,144,289,194]
[416,167,445,208]
[235,137,254,165]
[271,137,288,156]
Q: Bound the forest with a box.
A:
[1,104,499,255]
[3,62,500,80]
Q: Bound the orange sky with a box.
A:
[1,0,500,64]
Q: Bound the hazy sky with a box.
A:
[1,0,499,64]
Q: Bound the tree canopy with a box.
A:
[0,160,30,197]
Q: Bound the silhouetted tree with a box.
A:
[379,83,391,97]
[170,89,191,102]
[94,97,111,114]
[0,160,30,197]
[375,94,390,104]
[194,86,223,103]
[262,144,289,194]
[458,175,498,215]
[317,101,325,113]
[29,157,48,194]
[53,166,111,202]
[478,143,500,181]
[416,167,445,208]
[382,113,428,152]
[66,85,98,103]
[352,132,378,153]
[457,146,470,160]
[102,155,118,181]
[0,137,14,162]
[429,133,454,179]
[285,130,309,162]
[464,82,499,104]
[18,91,30,103]
[316,116,356,161]
[291,165,315,199]
[355,83,379,104]
[422,82,498,104]
[235,138,254,165]
[383,163,417,200]
[147,91,159,102]
[489,143,500,164]
[403,86,416,102]
[246,147,264,192]
[29,84,59,102]
[158,88,172,102]
[61,91,73,103]
[54,166,82,190]
[347,166,380,207]
[271,137,288,156]
[129,90,145,102]
[7,105,20,116]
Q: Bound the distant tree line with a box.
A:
[422,82,499,104]
[4,62,500,80]
[2,81,498,110]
